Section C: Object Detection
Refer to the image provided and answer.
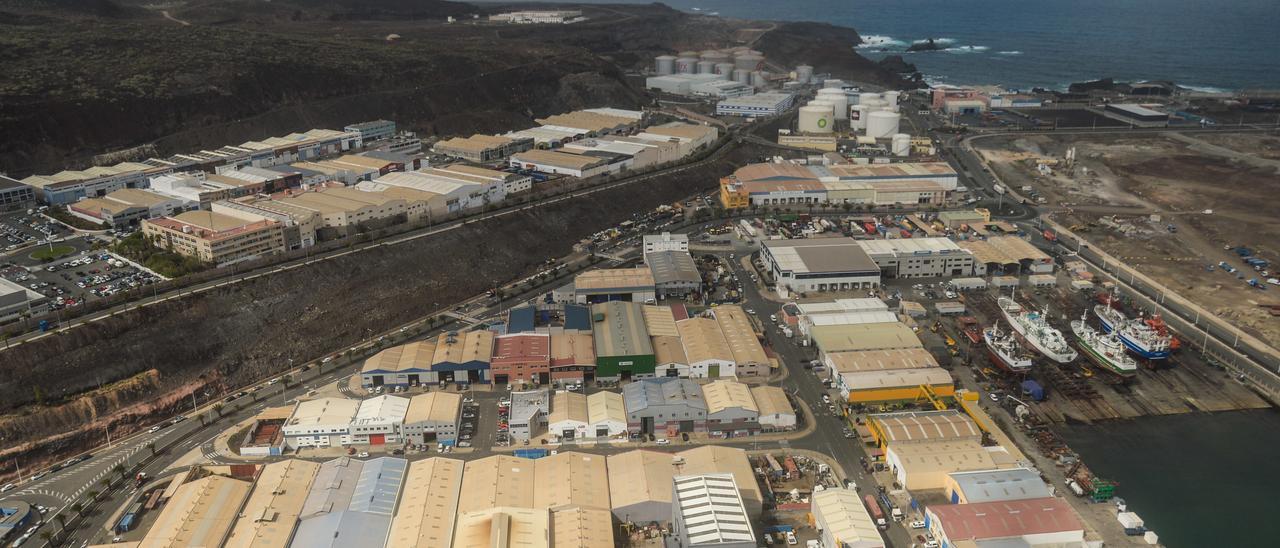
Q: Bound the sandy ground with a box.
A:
[977,132,1280,344]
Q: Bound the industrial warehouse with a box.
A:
[719,161,959,209]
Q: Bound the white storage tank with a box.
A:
[714,62,735,76]
[817,88,849,120]
[808,100,836,120]
[862,98,887,111]
[799,105,833,134]
[884,90,901,112]
[850,104,870,130]
[892,134,911,156]
[697,60,716,74]
[735,53,764,71]
[858,92,881,106]
[701,50,732,64]
[824,79,845,89]
[675,57,698,74]
[732,69,751,84]
[750,71,768,88]
[795,64,814,85]
[655,55,676,75]
[867,111,901,138]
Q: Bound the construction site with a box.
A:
[973,131,1280,347]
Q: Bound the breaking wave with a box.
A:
[857,35,908,48]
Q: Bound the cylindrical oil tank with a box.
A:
[817,88,849,120]
[858,92,881,106]
[655,55,676,75]
[884,90,901,112]
[697,60,716,74]
[701,50,732,64]
[861,98,887,111]
[732,69,751,84]
[892,133,911,156]
[675,57,698,74]
[850,104,870,130]
[867,111,902,138]
[824,79,845,89]
[808,100,836,123]
[735,53,764,71]
[798,105,833,134]
[795,64,814,85]
[750,71,768,88]
[714,62,735,76]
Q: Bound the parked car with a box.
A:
[655,438,670,446]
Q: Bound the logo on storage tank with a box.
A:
[818,119,828,128]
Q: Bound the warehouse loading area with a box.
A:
[974,131,1280,349]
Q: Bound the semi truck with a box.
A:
[864,494,888,529]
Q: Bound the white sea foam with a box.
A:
[997,50,1023,55]
[1180,84,1230,93]
[858,35,908,48]
[913,37,956,45]
[945,45,990,54]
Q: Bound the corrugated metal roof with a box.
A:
[673,474,754,544]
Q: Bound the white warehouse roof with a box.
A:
[354,395,410,425]
[673,474,754,545]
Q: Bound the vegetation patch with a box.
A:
[30,245,75,261]
[112,233,207,278]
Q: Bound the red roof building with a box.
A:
[489,333,550,385]
[925,497,1085,546]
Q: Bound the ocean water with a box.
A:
[552,0,1280,91]
[1056,410,1280,547]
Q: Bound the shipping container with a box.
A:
[864,494,887,528]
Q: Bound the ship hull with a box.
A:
[1076,335,1138,378]
[1096,308,1170,360]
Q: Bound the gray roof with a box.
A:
[511,389,550,424]
[764,238,879,275]
[948,467,1051,504]
[266,164,326,179]
[0,175,30,191]
[648,250,701,285]
[347,120,394,130]
[291,457,406,548]
[623,378,706,413]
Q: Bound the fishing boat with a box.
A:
[1093,305,1172,360]
[998,296,1078,363]
[983,324,1034,373]
[1072,311,1138,378]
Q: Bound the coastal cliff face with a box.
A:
[0,1,908,175]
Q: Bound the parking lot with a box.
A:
[0,245,163,314]
[0,209,70,252]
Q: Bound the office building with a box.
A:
[142,210,286,265]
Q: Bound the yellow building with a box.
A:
[838,368,956,405]
[142,210,286,265]
[866,409,981,448]
[778,133,838,152]
[719,177,749,209]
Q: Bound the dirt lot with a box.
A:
[976,131,1280,343]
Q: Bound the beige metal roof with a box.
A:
[841,368,954,391]
[287,398,360,428]
[713,305,767,365]
[677,317,734,364]
[701,380,758,415]
[172,210,263,232]
[652,335,688,365]
[574,268,654,291]
[810,323,922,353]
[404,392,462,424]
[550,332,595,366]
[224,460,321,548]
[387,458,465,548]
[459,456,537,514]
[140,475,253,548]
[958,236,1050,265]
[643,122,717,141]
[532,452,610,510]
[432,330,494,366]
[434,134,513,153]
[606,447,762,515]
[591,302,653,358]
[586,391,625,427]
[362,341,437,374]
[887,439,1002,475]
[549,391,589,426]
[872,410,982,443]
[826,348,939,374]
[454,506,549,548]
[641,305,679,337]
[750,386,791,418]
[512,149,607,170]
[108,188,173,207]
[551,506,615,548]
[811,488,880,546]
[535,111,634,133]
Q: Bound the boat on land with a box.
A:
[984,323,1035,373]
[1094,305,1172,360]
[998,296,1078,363]
[1072,311,1139,378]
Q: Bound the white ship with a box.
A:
[998,296,1078,363]
[1072,311,1139,377]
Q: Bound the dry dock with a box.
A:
[909,274,1271,424]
